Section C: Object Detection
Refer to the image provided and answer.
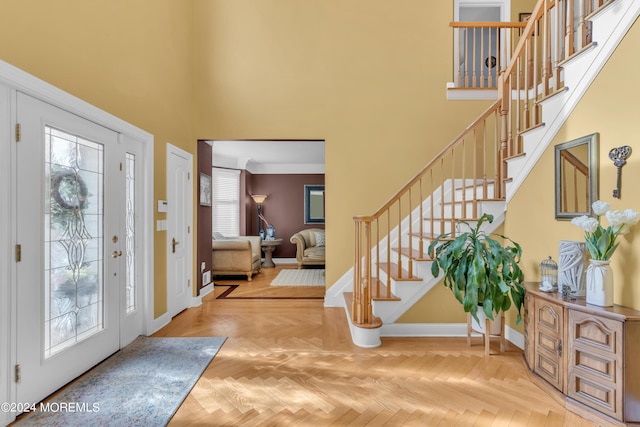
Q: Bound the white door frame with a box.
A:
[0,82,12,427]
[0,59,154,426]
[166,143,193,318]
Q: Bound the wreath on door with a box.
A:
[51,170,89,210]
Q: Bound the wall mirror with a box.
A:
[304,185,325,224]
[555,133,599,220]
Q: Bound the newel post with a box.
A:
[353,217,374,325]
[362,219,373,324]
[353,219,362,324]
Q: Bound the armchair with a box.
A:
[290,228,325,269]
[212,235,262,281]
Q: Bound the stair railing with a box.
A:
[500,0,615,162]
[450,21,527,89]
[353,100,502,325]
[352,0,617,329]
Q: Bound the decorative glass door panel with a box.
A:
[125,152,136,314]
[44,126,105,357]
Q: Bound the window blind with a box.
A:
[212,167,240,237]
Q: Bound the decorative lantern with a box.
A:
[540,256,558,292]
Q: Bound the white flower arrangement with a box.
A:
[571,200,639,261]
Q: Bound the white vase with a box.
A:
[586,260,614,307]
[471,309,502,335]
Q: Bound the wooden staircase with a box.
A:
[324,0,640,348]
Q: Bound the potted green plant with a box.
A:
[428,214,526,330]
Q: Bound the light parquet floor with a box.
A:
[156,266,596,426]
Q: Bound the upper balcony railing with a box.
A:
[450,0,610,91]
[352,0,617,331]
[450,21,527,90]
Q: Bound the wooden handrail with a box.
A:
[502,0,546,79]
[352,0,618,330]
[357,99,501,222]
[450,22,527,29]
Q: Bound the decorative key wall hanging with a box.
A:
[609,145,631,199]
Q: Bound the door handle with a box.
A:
[172,238,179,253]
[111,250,122,258]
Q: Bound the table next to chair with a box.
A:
[261,238,283,268]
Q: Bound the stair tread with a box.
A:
[454,180,496,190]
[422,216,484,222]
[518,121,545,136]
[410,232,452,241]
[535,86,568,104]
[392,246,434,261]
[441,198,505,205]
[504,152,526,161]
[558,41,597,67]
[379,262,422,282]
[371,278,401,301]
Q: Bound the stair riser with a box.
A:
[435,201,498,218]
[421,219,455,234]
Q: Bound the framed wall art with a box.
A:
[199,173,212,206]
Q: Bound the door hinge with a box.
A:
[120,162,123,171]
[16,123,21,142]
[15,364,21,383]
[15,244,22,262]
[187,225,190,234]
[188,172,191,180]
[188,279,191,288]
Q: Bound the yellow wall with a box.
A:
[0,0,195,317]
[192,0,492,287]
[510,0,539,21]
[0,0,559,325]
[505,18,640,331]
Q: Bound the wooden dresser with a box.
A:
[524,284,640,426]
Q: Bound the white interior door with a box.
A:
[166,144,192,318]
[15,93,126,404]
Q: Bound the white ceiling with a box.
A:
[210,140,325,174]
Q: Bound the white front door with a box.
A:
[15,93,131,404]
[166,144,192,318]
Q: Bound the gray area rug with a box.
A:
[270,269,325,286]
[16,336,226,427]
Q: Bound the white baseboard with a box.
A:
[272,258,298,265]
[505,326,524,350]
[151,313,171,335]
[191,282,214,307]
[379,322,525,350]
[380,323,470,337]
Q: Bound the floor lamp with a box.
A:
[251,194,267,236]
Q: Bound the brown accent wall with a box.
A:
[197,141,213,294]
[245,174,324,259]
